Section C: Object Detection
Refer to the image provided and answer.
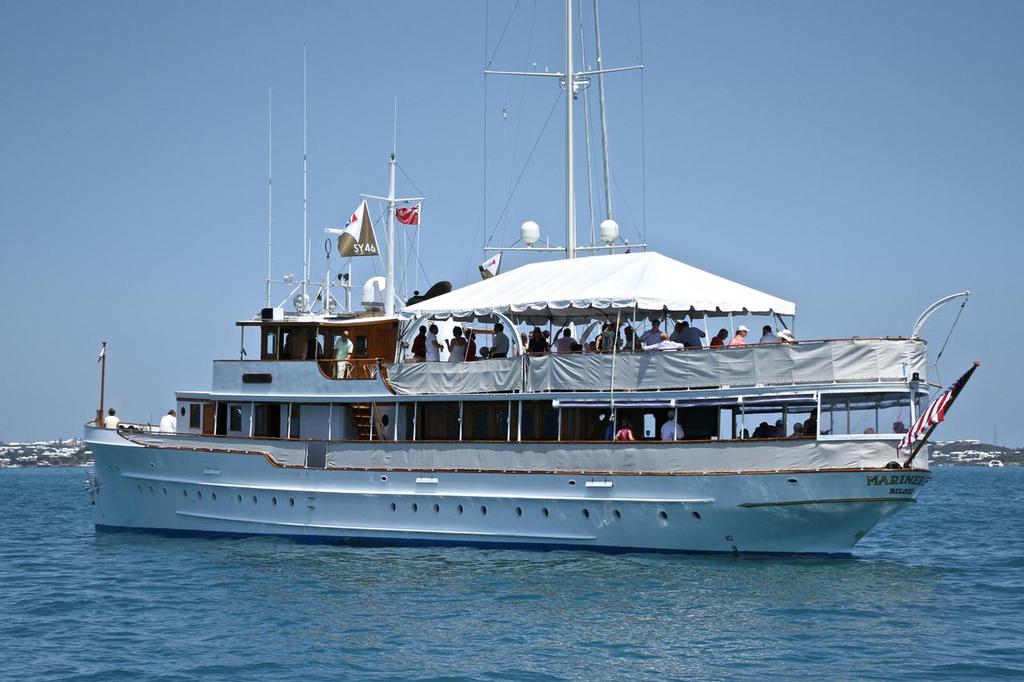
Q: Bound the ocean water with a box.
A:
[1,467,1022,681]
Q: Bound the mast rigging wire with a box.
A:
[484,89,565,247]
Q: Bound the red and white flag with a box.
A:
[479,253,502,279]
[395,203,420,226]
[898,365,976,451]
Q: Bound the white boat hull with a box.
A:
[88,435,930,555]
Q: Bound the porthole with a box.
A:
[568,480,576,486]
[180,407,186,416]
[237,494,242,503]
[380,475,388,481]
[182,489,188,498]
[390,502,397,512]
[196,490,202,500]
[162,488,167,495]
[211,492,217,501]
[137,484,143,493]
[382,414,390,427]
[515,506,523,517]
[692,511,702,520]
[457,504,464,514]
[542,507,549,517]
[659,511,668,521]
[252,495,258,504]
[787,478,798,484]
[412,503,418,512]
[433,504,440,513]
[613,509,621,520]
[272,497,277,506]
[289,498,295,507]
[582,509,590,519]
[481,505,487,515]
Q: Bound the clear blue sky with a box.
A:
[1,1,1021,444]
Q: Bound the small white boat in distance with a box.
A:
[988,460,1004,468]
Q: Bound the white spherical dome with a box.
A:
[520,220,541,246]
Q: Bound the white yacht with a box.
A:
[84,2,945,555]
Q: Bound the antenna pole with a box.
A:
[302,46,309,309]
[266,86,273,308]
[385,141,397,315]
[593,0,613,221]
[565,0,576,259]
[96,342,107,426]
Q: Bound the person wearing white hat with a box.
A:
[778,329,796,344]
[729,325,749,347]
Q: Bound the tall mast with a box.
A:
[302,46,309,308]
[565,0,576,259]
[266,86,273,308]
[384,151,397,316]
[593,0,613,221]
[385,98,397,315]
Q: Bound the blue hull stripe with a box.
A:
[95,524,851,558]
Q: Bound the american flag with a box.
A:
[898,363,978,451]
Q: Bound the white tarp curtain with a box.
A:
[403,251,796,323]
[387,356,523,395]
[528,339,926,393]
[324,439,897,473]
[385,339,926,395]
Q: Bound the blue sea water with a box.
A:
[1,467,1022,681]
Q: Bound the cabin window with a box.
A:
[417,402,459,440]
[228,404,243,433]
[261,328,278,360]
[188,404,201,429]
[354,335,369,356]
[462,402,511,441]
[820,393,912,436]
[521,402,558,441]
[253,403,282,438]
[288,403,301,439]
[215,402,228,436]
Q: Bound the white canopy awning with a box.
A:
[404,251,795,322]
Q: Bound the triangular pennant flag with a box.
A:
[337,200,380,257]
[479,252,502,279]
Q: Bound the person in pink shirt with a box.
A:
[728,325,749,347]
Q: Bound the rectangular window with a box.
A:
[229,405,243,433]
[288,403,301,439]
[820,393,911,437]
[261,328,278,360]
[521,402,558,441]
[462,402,510,441]
[418,402,459,440]
[189,403,201,429]
[253,403,281,438]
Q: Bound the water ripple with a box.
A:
[1,468,1022,680]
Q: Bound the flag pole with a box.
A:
[96,342,107,426]
[903,360,980,469]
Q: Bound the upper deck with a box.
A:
[198,336,926,401]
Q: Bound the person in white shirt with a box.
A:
[639,319,663,348]
[159,409,177,433]
[426,324,442,362]
[644,332,685,351]
[103,408,120,429]
[661,414,684,441]
[553,328,577,353]
[758,325,779,344]
[490,323,510,358]
[334,330,354,377]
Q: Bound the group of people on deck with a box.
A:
[409,318,796,361]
